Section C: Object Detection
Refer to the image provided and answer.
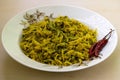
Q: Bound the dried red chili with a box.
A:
[89,29,114,57]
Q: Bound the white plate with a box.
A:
[2,5,118,72]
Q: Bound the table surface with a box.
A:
[0,0,120,80]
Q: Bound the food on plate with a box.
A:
[89,29,114,57]
[20,10,97,66]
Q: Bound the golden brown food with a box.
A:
[20,15,97,66]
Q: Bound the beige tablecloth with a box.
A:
[0,0,120,80]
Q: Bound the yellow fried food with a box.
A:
[20,16,97,66]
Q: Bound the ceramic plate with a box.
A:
[2,5,118,72]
